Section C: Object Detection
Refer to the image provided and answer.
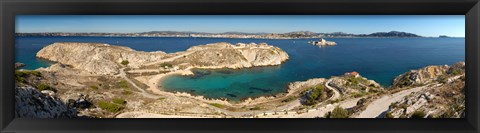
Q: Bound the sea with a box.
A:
[16,36,465,101]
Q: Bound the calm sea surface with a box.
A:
[16,36,465,101]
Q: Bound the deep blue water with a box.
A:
[16,36,465,101]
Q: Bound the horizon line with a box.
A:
[16,30,466,37]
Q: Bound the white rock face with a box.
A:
[181,42,289,69]
[15,86,77,118]
[288,78,326,92]
[37,42,167,75]
[37,42,289,75]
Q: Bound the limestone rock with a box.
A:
[15,85,77,118]
[36,42,167,75]
[37,42,288,75]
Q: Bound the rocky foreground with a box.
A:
[15,86,77,118]
[17,42,464,118]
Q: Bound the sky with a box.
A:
[16,15,465,37]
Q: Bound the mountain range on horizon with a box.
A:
[16,31,459,38]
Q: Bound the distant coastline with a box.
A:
[16,31,457,39]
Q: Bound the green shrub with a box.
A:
[116,80,129,88]
[385,112,394,118]
[90,85,99,90]
[121,60,129,65]
[452,69,462,75]
[351,92,367,98]
[436,76,448,84]
[209,103,224,109]
[282,96,296,103]
[249,106,262,110]
[97,101,124,113]
[30,71,42,77]
[122,89,133,95]
[439,108,456,118]
[303,85,327,106]
[324,106,349,118]
[15,71,26,83]
[112,98,127,105]
[410,111,426,118]
[15,70,42,83]
[36,83,57,92]
[160,63,173,68]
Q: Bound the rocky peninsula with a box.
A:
[37,42,289,75]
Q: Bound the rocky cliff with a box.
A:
[37,42,289,75]
[37,42,167,75]
[15,85,78,118]
[174,42,289,69]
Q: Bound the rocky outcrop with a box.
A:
[328,72,383,96]
[393,62,465,88]
[37,42,288,75]
[308,39,337,46]
[15,62,26,69]
[15,85,78,118]
[177,42,289,69]
[392,65,449,88]
[288,78,327,93]
[386,80,465,118]
[386,62,465,118]
[37,42,167,75]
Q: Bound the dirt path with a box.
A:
[355,85,431,118]
[118,68,160,99]
[325,79,341,100]
[116,111,213,118]
[144,51,194,66]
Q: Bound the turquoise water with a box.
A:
[16,36,465,101]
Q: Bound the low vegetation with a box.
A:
[112,98,127,105]
[395,73,415,88]
[385,112,394,118]
[324,106,349,118]
[89,85,99,90]
[116,80,129,88]
[249,106,262,110]
[97,101,124,113]
[98,98,127,113]
[121,60,129,65]
[15,70,42,83]
[209,103,225,109]
[281,96,296,103]
[160,63,173,68]
[36,83,57,92]
[122,89,133,95]
[451,69,462,75]
[302,85,332,106]
[410,111,426,118]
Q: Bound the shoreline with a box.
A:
[133,64,304,107]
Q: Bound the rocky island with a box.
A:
[15,42,464,119]
[308,38,337,46]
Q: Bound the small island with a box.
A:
[308,38,337,46]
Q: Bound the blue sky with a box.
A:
[16,15,465,37]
